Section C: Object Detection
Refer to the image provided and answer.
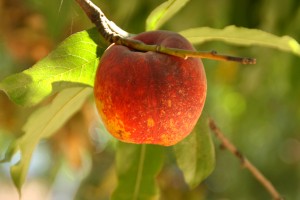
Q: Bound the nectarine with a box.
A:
[94,30,206,146]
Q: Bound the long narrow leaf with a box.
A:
[174,115,215,188]
[2,87,92,194]
[180,25,300,57]
[112,143,164,200]
[146,0,190,31]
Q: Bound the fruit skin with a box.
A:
[94,30,206,146]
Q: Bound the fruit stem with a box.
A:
[118,38,256,64]
[75,0,256,64]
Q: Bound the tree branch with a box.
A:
[75,0,131,41]
[208,118,283,200]
[75,0,256,64]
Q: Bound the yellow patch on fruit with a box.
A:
[106,118,131,140]
[147,117,155,127]
[160,134,169,144]
[167,100,172,107]
[96,99,131,141]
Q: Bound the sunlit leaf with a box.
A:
[0,28,106,106]
[2,87,92,194]
[180,25,300,57]
[112,143,164,200]
[174,115,215,188]
[146,0,190,31]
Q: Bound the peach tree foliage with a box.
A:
[0,0,300,198]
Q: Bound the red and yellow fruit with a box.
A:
[94,30,206,146]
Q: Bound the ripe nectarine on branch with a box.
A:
[75,0,256,145]
[94,30,207,145]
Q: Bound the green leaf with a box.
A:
[174,115,215,188]
[3,87,92,194]
[0,28,106,106]
[146,0,190,31]
[112,143,164,200]
[180,25,300,57]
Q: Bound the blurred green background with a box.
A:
[1,0,300,199]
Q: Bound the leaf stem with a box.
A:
[208,118,283,200]
[75,0,256,64]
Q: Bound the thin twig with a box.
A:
[75,0,256,64]
[208,118,283,200]
[118,38,256,64]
